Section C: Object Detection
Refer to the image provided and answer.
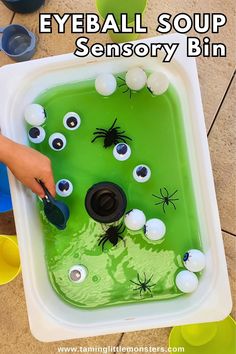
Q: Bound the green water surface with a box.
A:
[29,75,202,309]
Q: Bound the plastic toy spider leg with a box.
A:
[110,118,117,130]
[169,190,178,198]
[98,235,107,246]
[91,135,106,143]
[162,203,166,214]
[117,134,132,141]
[154,201,165,206]
[169,200,177,210]
[153,194,164,200]
[146,275,153,285]
[130,280,140,286]
[117,76,125,82]
[117,235,125,247]
[163,187,169,196]
[93,131,107,136]
[118,83,126,87]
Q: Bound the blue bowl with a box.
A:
[0,163,12,213]
[1,0,45,14]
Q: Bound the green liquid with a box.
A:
[30,76,202,309]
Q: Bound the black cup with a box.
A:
[1,0,45,13]
[85,182,127,224]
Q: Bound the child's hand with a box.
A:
[0,136,56,198]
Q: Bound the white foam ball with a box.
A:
[24,103,46,126]
[95,73,117,96]
[124,209,146,231]
[125,67,147,91]
[176,270,199,293]
[147,72,169,95]
[144,218,166,241]
[183,249,206,272]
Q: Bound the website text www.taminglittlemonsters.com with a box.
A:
[57,345,185,353]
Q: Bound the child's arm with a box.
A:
[0,135,55,198]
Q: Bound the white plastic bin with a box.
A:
[0,34,232,342]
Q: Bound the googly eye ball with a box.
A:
[144,218,166,241]
[49,133,66,151]
[183,249,206,273]
[68,265,87,283]
[56,179,73,197]
[124,209,146,231]
[28,126,46,144]
[24,103,46,126]
[175,270,199,293]
[125,67,147,91]
[147,72,169,96]
[133,165,151,183]
[113,143,131,161]
[63,112,81,130]
[95,73,117,96]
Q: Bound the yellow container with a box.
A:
[0,235,21,285]
[169,316,236,354]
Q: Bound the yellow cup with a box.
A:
[169,316,236,354]
[0,235,21,285]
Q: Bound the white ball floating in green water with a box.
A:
[56,179,73,197]
[124,209,146,231]
[147,72,169,95]
[125,67,147,91]
[113,143,131,161]
[175,270,199,293]
[133,165,151,183]
[63,112,81,130]
[183,249,206,272]
[49,132,67,151]
[144,218,166,241]
[28,126,46,144]
[24,103,46,126]
[68,265,87,283]
[95,73,117,96]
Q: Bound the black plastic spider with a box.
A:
[130,273,155,297]
[91,118,132,148]
[98,223,126,251]
[152,188,178,213]
[147,86,155,97]
[118,76,136,99]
